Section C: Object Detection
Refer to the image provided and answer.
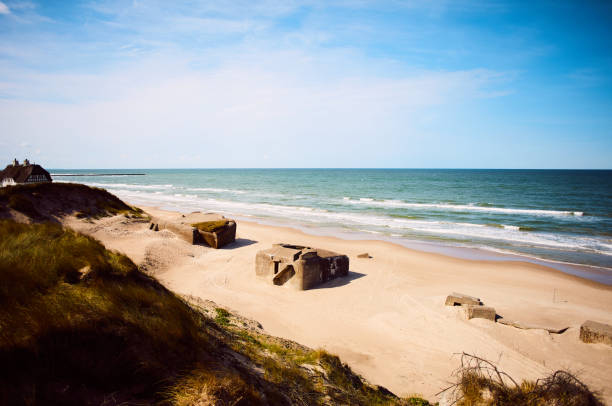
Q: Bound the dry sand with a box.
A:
[66,207,612,403]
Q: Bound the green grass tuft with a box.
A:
[406,396,433,405]
[214,307,231,325]
[191,220,230,232]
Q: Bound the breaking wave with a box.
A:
[110,189,612,257]
[342,198,584,217]
[187,187,247,194]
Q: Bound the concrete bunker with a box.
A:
[151,212,236,249]
[273,264,296,286]
[256,244,349,290]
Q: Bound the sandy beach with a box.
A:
[66,206,612,403]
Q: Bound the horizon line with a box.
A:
[47,167,612,171]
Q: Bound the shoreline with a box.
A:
[235,217,612,291]
[67,204,612,402]
[144,202,612,286]
[52,173,612,280]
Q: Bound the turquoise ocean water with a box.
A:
[52,169,612,282]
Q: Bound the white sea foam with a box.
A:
[470,245,612,271]
[187,187,247,194]
[358,229,382,234]
[81,182,585,221]
[343,199,584,217]
[108,190,611,257]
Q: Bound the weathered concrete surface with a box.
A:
[152,212,236,249]
[445,292,482,306]
[580,320,612,346]
[463,305,496,321]
[256,244,349,290]
[193,221,236,249]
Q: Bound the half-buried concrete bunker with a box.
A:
[256,244,349,290]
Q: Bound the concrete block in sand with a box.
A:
[580,320,612,346]
[155,212,236,249]
[463,305,496,321]
[256,244,349,290]
[445,292,483,306]
[192,220,236,249]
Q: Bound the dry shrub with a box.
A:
[439,353,604,406]
[168,369,265,406]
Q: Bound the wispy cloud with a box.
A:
[0,0,520,167]
[0,1,10,14]
[0,0,610,168]
[0,45,511,167]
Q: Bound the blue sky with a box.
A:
[0,0,611,168]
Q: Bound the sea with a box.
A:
[51,169,612,284]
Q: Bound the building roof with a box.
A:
[0,164,52,183]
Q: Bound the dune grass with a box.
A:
[225,327,430,406]
[0,220,210,404]
[214,307,231,325]
[0,219,428,405]
[7,194,41,218]
[0,182,147,220]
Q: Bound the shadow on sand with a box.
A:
[193,238,258,249]
[310,271,366,289]
[220,238,258,249]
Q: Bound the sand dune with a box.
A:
[66,207,612,403]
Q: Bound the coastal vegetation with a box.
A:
[0,219,425,405]
[441,353,604,406]
[191,219,230,232]
[0,182,146,221]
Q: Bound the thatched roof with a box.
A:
[0,164,52,183]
